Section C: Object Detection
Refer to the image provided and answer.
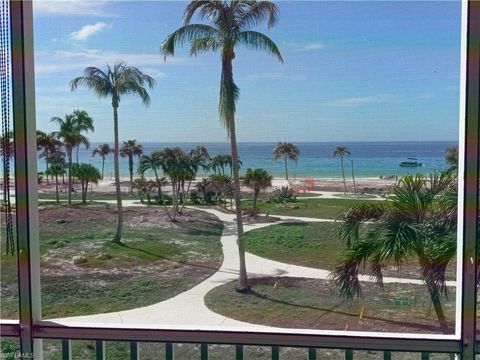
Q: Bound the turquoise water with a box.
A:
[36,141,456,179]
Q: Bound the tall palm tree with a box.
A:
[332,172,458,334]
[45,154,66,203]
[92,143,113,179]
[70,63,155,243]
[120,140,144,194]
[37,130,63,184]
[272,142,300,180]
[162,0,282,291]
[333,146,351,195]
[71,109,94,164]
[242,168,273,215]
[51,111,93,205]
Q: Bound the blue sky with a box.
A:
[32,1,462,143]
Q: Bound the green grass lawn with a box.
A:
[244,222,456,280]
[242,198,381,219]
[1,203,223,319]
[205,277,456,335]
[245,222,342,270]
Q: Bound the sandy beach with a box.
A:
[31,175,396,196]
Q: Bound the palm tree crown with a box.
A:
[272,142,299,180]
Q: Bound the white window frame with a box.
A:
[1,1,478,359]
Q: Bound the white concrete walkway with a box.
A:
[48,207,455,330]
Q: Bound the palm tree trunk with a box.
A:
[112,103,123,243]
[253,188,259,215]
[45,154,49,185]
[153,168,173,221]
[81,179,86,204]
[284,155,288,180]
[427,284,450,333]
[222,53,248,291]
[129,155,133,195]
[230,122,248,290]
[67,147,72,205]
[55,175,59,203]
[341,156,347,195]
[76,145,79,164]
[351,160,356,197]
[101,157,105,179]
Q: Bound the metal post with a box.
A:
[130,341,138,360]
[235,344,243,360]
[383,351,391,360]
[200,343,208,360]
[345,349,353,360]
[271,346,279,360]
[96,340,105,360]
[165,342,173,360]
[61,340,72,360]
[460,1,479,360]
[308,347,316,360]
[9,1,41,358]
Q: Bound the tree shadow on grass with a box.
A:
[116,243,221,272]
[246,289,452,334]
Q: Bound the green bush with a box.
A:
[270,186,296,203]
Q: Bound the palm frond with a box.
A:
[161,24,220,58]
[190,36,223,56]
[183,0,223,25]
[237,1,279,29]
[237,30,283,62]
[338,202,385,246]
[331,235,383,300]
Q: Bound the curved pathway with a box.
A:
[49,206,455,330]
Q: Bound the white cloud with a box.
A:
[326,94,400,107]
[243,73,306,81]
[33,1,115,17]
[35,49,189,76]
[71,22,110,41]
[286,42,327,52]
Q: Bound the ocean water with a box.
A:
[36,141,456,179]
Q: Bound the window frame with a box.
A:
[1,1,478,358]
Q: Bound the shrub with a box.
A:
[270,186,296,203]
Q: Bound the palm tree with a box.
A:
[162,0,283,291]
[92,143,113,179]
[331,172,457,334]
[333,146,351,195]
[159,147,198,221]
[51,111,93,205]
[120,140,144,194]
[70,63,155,243]
[72,163,102,204]
[190,145,210,174]
[242,168,273,215]
[45,154,66,203]
[272,142,300,180]
[444,145,458,170]
[139,151,166,198]
[37,130,63,184]
[71,109,94,164]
